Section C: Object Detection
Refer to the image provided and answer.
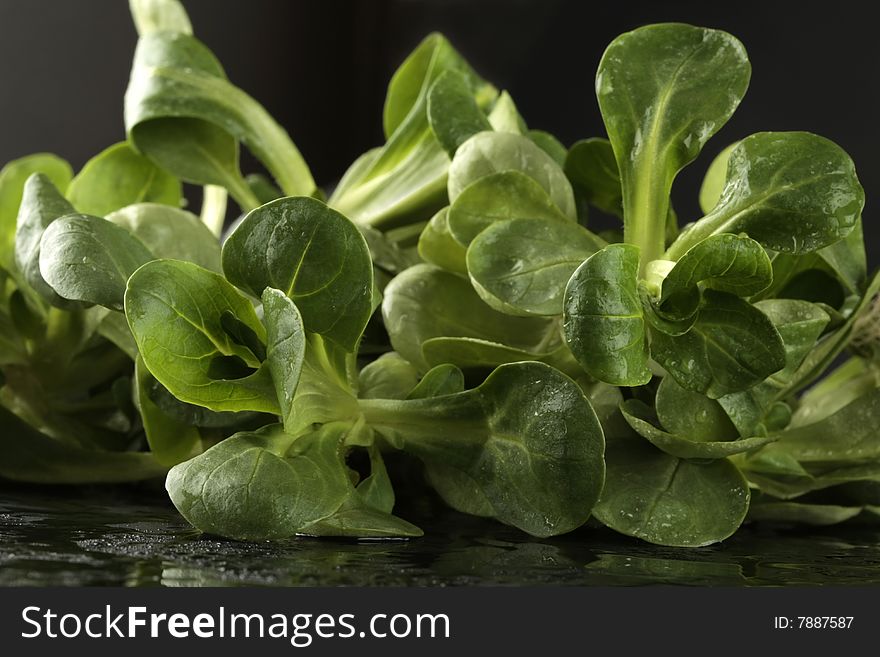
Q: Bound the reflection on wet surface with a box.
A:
[1,482,879,586]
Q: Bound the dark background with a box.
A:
[1,0,877,262]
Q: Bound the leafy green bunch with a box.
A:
[385,23,880,545]
[1,0,878,547]
[0,0,603,542]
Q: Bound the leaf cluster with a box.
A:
[1,2,877,545]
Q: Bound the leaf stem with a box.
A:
[200,184,229,237]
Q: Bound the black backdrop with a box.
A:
[1,0,877,261]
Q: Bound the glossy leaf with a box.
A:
[222,197,373,352]
[357,352,420,401]
[261,288,306,432]
[621,399,775,459]
[427,70,492,156]
[363,361,605,537]
[758,388,880,468]
[593,434,750,547]
[657,234,772,319]
[125,31,315,205]
[66,142,181,217]
[563,243,651,386]
[0,153,72,271]
[448,131,576,220]
[406,363,465,399]
[13,173,82,308]
[382,263,556,371]
[166,424,350,540]
[106,202,221,271]
[698,143,737,214]
[447,170,571,246]
[417,207,468,275]
[668,132,865,258]
[650,290,785,398]
[382,33,494,139]
[39,214,154,310]
[597,23,750,265]
[655,376,739,442]
[467,216,604,316]
[125,259,278,413]
[761,222,867,303]
[564,137,622,218]
[332,33,495,229]
[300,445,422,538]
[718,299,830,435]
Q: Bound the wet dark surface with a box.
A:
[2,482,880,587]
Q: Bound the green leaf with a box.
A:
[758,388,880,468]
[656,234,772,321]
[597,23,750,266]
[362,361,605,537]
[447,170,571,246]
[125,259,278,413]
[134,355,201,467]
[300,445,423,538]
[417,207,468,275]
[166,423,351,540]
[222,197,373,352]
[528,130,568,167]
[39,214,154,310]
[129,0,192,36]
[760,222,867,304]
[0,404,166,483]
[698,143,738,214]
[406,363,464,399]
[655,376,739,442]
[487,91,527,134]
[13,173,82,308]
[332,33,495,230]
[563,243,651,386]
[420,336,564,371]
[718,299,830,435]
[382,263,557,371]
[748,500,862,526]
[743,462,880,500]
[650,290,786,398]
[0,153,73,271]
[300,504,422,538]
[125,31,314,205]
[789,357,876,429]
[358,352,420,401]
[106,202,221,271]
[66,142,181,217]
[668,132,865,258]
[448,132,576,220]
[261,288,306,432]
[593,433,750,547]
[788,270,880,395]
[621,398,775,459]
[283,334,361,435]
[565,137,623,218]
[427,70,492,156]
[467,217,604,316]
